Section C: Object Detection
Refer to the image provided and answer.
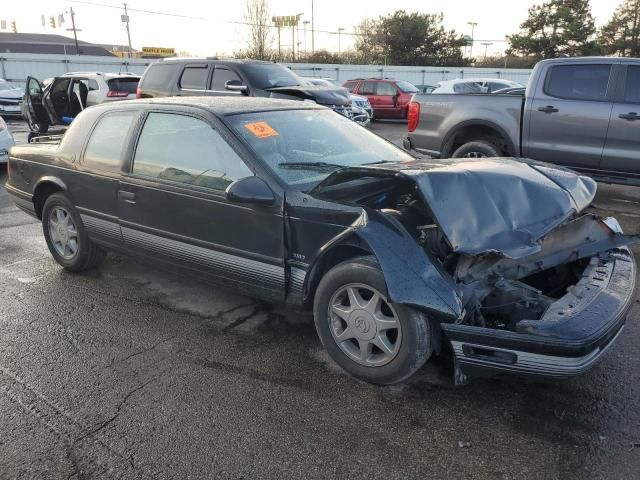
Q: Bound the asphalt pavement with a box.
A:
[1,118,639,480]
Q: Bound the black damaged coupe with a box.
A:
[5,97,638,385]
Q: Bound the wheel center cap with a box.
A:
[58,225,67,241]
[349,310,376,341]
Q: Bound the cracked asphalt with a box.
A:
[1,118,639,479]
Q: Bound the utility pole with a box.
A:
[467,21,478,59]
[337,27,344,53]
[311,0,315,54]
[303,20,310,54]
[122,3,133,58]
[292,24,295,61]
[65,7,81,55]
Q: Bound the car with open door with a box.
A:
[5,97,638,386]
[22,73,139,136]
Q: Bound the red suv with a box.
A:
[342,78,418,120]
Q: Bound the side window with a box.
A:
[84,112,136,172]
[359,81,376,95]
[545,64,612,101]
[343,81,356,92]
[211,67,242,90]
[376,82,397,96]
[132,113,253,191]
[87,79,100,91]
[179,65,209,90]
[624,66,640,104]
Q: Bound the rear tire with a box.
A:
[42,193,106,272]
[313,256,433,385]
[452,139,501,158]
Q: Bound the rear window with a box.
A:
[545,64,611,101]
[140,63,176,90]
[342,81,357,92]
[107,77,139,94]
[396,81,418,93]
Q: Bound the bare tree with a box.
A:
[244,0,272,60]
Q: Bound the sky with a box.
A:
[1,0,622,57]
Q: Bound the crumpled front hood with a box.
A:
[312,157,597,259]
[0,88,22,101]
[265,85,351,106]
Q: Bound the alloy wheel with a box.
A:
[48,206,79,259]
[328,283,402,367]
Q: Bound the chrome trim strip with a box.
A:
[451,325,624,377]
[121,226,284,289]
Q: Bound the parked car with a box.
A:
[342,78,419,120]
[431,78,524,94]
[137,58,363,124]
[21,72,140,135]
[0,79,23,117]
[5,97,638,385]
[0,116,16,164]
[406,57,640,185]
[302,77,372,123]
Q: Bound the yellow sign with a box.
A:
[141,47,176,57]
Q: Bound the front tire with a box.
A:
[42,193,106,272]
[314,256,433,385]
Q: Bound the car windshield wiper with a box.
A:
[278,161,344,171]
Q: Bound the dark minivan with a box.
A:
[137,58,359,120]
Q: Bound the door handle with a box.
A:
[619,112,639,121]
[538,105,559,113]
[119,191,136,203]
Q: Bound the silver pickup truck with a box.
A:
[405,57,640,184]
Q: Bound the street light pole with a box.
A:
[467,21,478,59]
[481,42,492,58]
[311,0,315,54]
[337,27,344,53]
[66,7,80,55]
[303,20,310,54]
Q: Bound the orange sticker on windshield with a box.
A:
[244,121,279,139]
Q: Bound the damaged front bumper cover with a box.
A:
[443,248,635,383]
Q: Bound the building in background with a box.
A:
[0,32,114,56]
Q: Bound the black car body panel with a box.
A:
[265,85,351,106]
[5,97,637,383]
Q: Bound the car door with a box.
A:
[523,63,616,170]
[117,108,286,299]
[600,64,640,175]
[209,66,245,95]
[357,81,377,115]
[23,76,52,131]
[374,82,400,118]
[177,63,211,96]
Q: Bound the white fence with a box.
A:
[0,53,156,87]
[0,53,533,89]
[285,63,533,86]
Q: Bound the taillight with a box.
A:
[407,101,420,133]
[136,86,142,99]
[107,90,130,98]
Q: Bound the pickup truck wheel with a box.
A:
[314,256,433,385]
[452,140,501,158]
[42,193,106,272]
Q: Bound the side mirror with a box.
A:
[225,176,275,205]
[225,79,248,92]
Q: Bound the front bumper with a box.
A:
[443,249,635,382]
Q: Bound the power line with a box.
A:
[225,20,362,37]
[65,0,204,20]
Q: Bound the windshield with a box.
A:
[0,79,13,91]
[228,109,413,191]
[241,64,303,89]
[396,80,418,93]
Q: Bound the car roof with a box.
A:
[89,96,324,116]
[155,57,274,66]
